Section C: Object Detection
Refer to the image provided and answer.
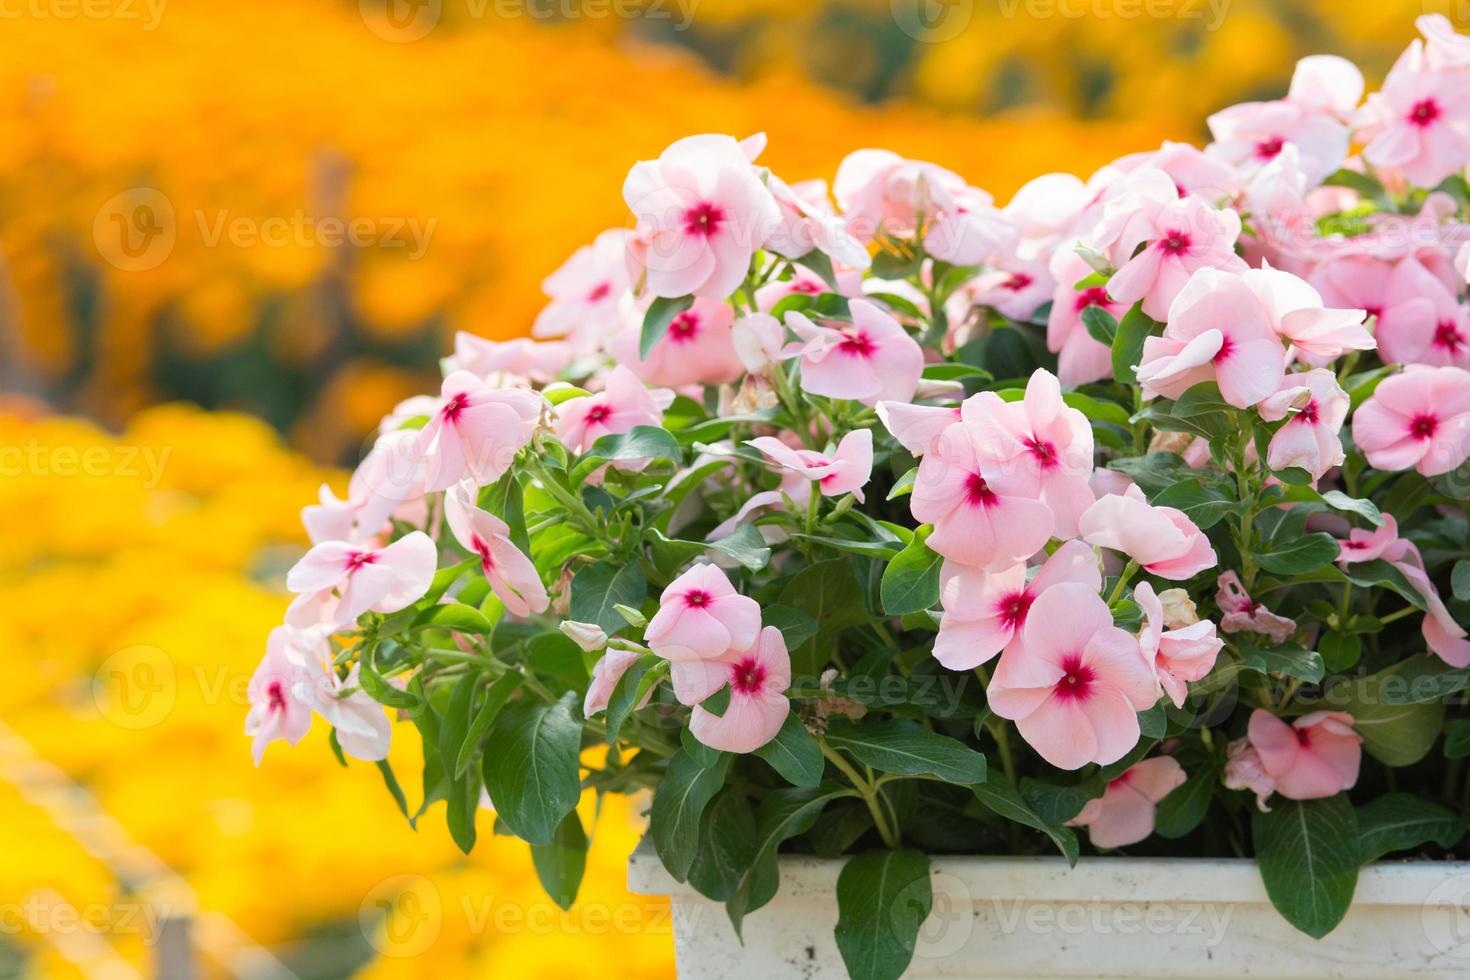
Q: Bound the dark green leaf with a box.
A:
[1253,532,1340,576]
[651,749,733,881]
[762,605,819,651]
[835,850,932,980]
[1080,305,1118,345]
[726,785,852,935]
[971,781,1078,865]
[531,811,588,909]
[569,562,647,634]
[688,788,758,901]
[375,759,410,819]
[482,693,583,845]
[1111,303,1153,383]
[641,294,694,359]
[754,712,825,788]
[1252,796,1360,939]
[454,672,521,778]
[1357,793,1465,863]
[1154,770,1213,839]
[880,529,943,616]
[825,720,985,785]
[413,603,495,635]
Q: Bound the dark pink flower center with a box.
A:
[1024,436,1058,469]
[1004,273,1034,291]
[1254,136,1285,161]
[1075,286,1111,312]
[1296,399,1320,425]
[1410,414,1439,440]
[442,392,469,424]
[1433,320,1465,353]
[731,656,766,695]
[267,679,287,713]
[344,550,377,573]
[1158,230,1192,256]
[965,472,997,508]
[668,312,700,343]
[684,202,725,239]
[838,330,876,358]
[1052,655,1095,703]
[587,282,612,303]
[1363,305,1383,322]
[684,589,712,608]
[585,403,613,424]
[996,590,1034,631]
[792,279,821,294]
[471,534,494,571]
[1409,99,1441,128]
[1295,727,1312,746]
[1215,334,1236,362]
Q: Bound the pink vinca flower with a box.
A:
[1373,259,1469,369]
[556,366,673,455]
[933,539,1101,670]
[285,531,437,630]
[1206,55,1358,185]
[1256,369,1350,481]
[644,563,762,661]
[1387,540,1470,668]
[910,424,1055,571]
[1359,41,1470,190]
[1106,196,1247,322]
[1046,253,1122,385]
[964,369,1097,537]
[1079,485,1218,581]
[833,149,966,242]
[246,627,314,765]
[1134,268,1286,409]
[987,584,1160,770]
[1134,582,1222,708]
[1215,570,1297,644]
[682,626,792,754]
[1337,513,1407,565]
[746,428,874,502]
[303,429,426,546]
[1244,709,1361,802]
[533,229,632,346]
[1068,756,1188,849]
[1418,14,1470,69]
[731,313,785,375]
[1352,365,1470,476]
[415,371,543,492]
[443,333,574,384]
[584,648,650,717]
[785,299,924,406]
[617,297,744,388]
[765,175,870,270]
[444,483,548,617]
[623,134,780,299]
[1240,265,1374,365]
[875,401,961,457]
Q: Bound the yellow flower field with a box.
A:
[0,405,673,978]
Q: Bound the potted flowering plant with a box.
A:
[251,15,1470,979]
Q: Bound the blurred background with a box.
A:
[0,1,1460,976]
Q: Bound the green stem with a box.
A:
[818,738,900,848]
[1107,560,1140,605]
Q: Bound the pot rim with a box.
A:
[627,838,1470,906]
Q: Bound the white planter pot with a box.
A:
[628,841,1470,978]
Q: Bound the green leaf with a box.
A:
[1238,642,1325,683]
[1170,382,1231,418]
[1151,479,1234,529]
[971,781,1078,865]
[726,785,851,935]
[578,425,682,469]
[1080,305,1118,345]
[754,712,825,788]
[1345,660,1446,765]
[445,766,481,855]
[651,748,733,881]
[1337,560,1428,612]
[481,693,583,845]
[531,811,589,910]
[1319,490,1383,528]
[1357,793,1465,864]
[1062,392,1132,427]
[707,524,773,572]
[454,672,522,778]
[825,720,986,785]
[1453,560,1470,602]
[1375,655,1470,704]
[413,602,495,635]
[1020,778,1099,825]
[603,656,663,743]
[880,528,943,616]
[687,788,758,901]
[1446,719,1470,759]
[1154,771,1213,839]
[569,562,647,634]
[1111,302,1153,383]
[886,468,918,501]
[1252,796,1360,939]
[439,672,480,776]
[1137,700,1168,738]
[778,559,868,678]
[375,759,410,819]
[641,294,694,359]
[834,850,932,980]
[797,249,840,291]
[359,643,421,710]
[1318,632,1362,673]
[762,605,819,651]
[1253,532,1340,576]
